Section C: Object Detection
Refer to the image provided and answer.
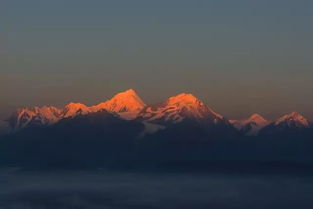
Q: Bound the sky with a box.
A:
[1,0,313,120]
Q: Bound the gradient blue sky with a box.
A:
[1,0,313,120]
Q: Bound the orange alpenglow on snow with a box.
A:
[6,89,312,134]
[139,92,225,124]
[61,103,90,118]
[166,93,201,105]
[91,89,146,120]
[8,89,147,130]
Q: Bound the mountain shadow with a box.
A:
[0,110,144,169]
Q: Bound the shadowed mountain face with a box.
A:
[0,89,313,169]
[1,110,145,168]
[0,108,240,169]
[259,112,312,137]
[230,114,270,136]
[1,109,313,170]
[137,93,238,141]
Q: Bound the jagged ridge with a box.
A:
[4,90,313,137]
[7,89,146,130]
[230,114,270,136]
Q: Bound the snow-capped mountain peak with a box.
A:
[108,89,145,109]
[230,113,270,136]
[167,93,201,106]
[258,112,311,136]
[166,93,223,120]
[274,112,310,128]
[8,106,62,130]
[7,89,147,130]
[61,103,90,118]
[92,89,146,120]
[139,93,225,124]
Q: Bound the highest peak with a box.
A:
[248,113,268,122]
[114,89,139,97]
[110,89,145,104]
[171,93,198,99]
[167,93,201,105]
[92,89,145,120]
[124,88,137,95]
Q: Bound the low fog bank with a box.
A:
[0,170,313,209]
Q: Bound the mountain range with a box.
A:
[1,89,312,138]
[0,89,313,169]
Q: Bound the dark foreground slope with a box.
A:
[0,110,313,171]
[0,111,144,168]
